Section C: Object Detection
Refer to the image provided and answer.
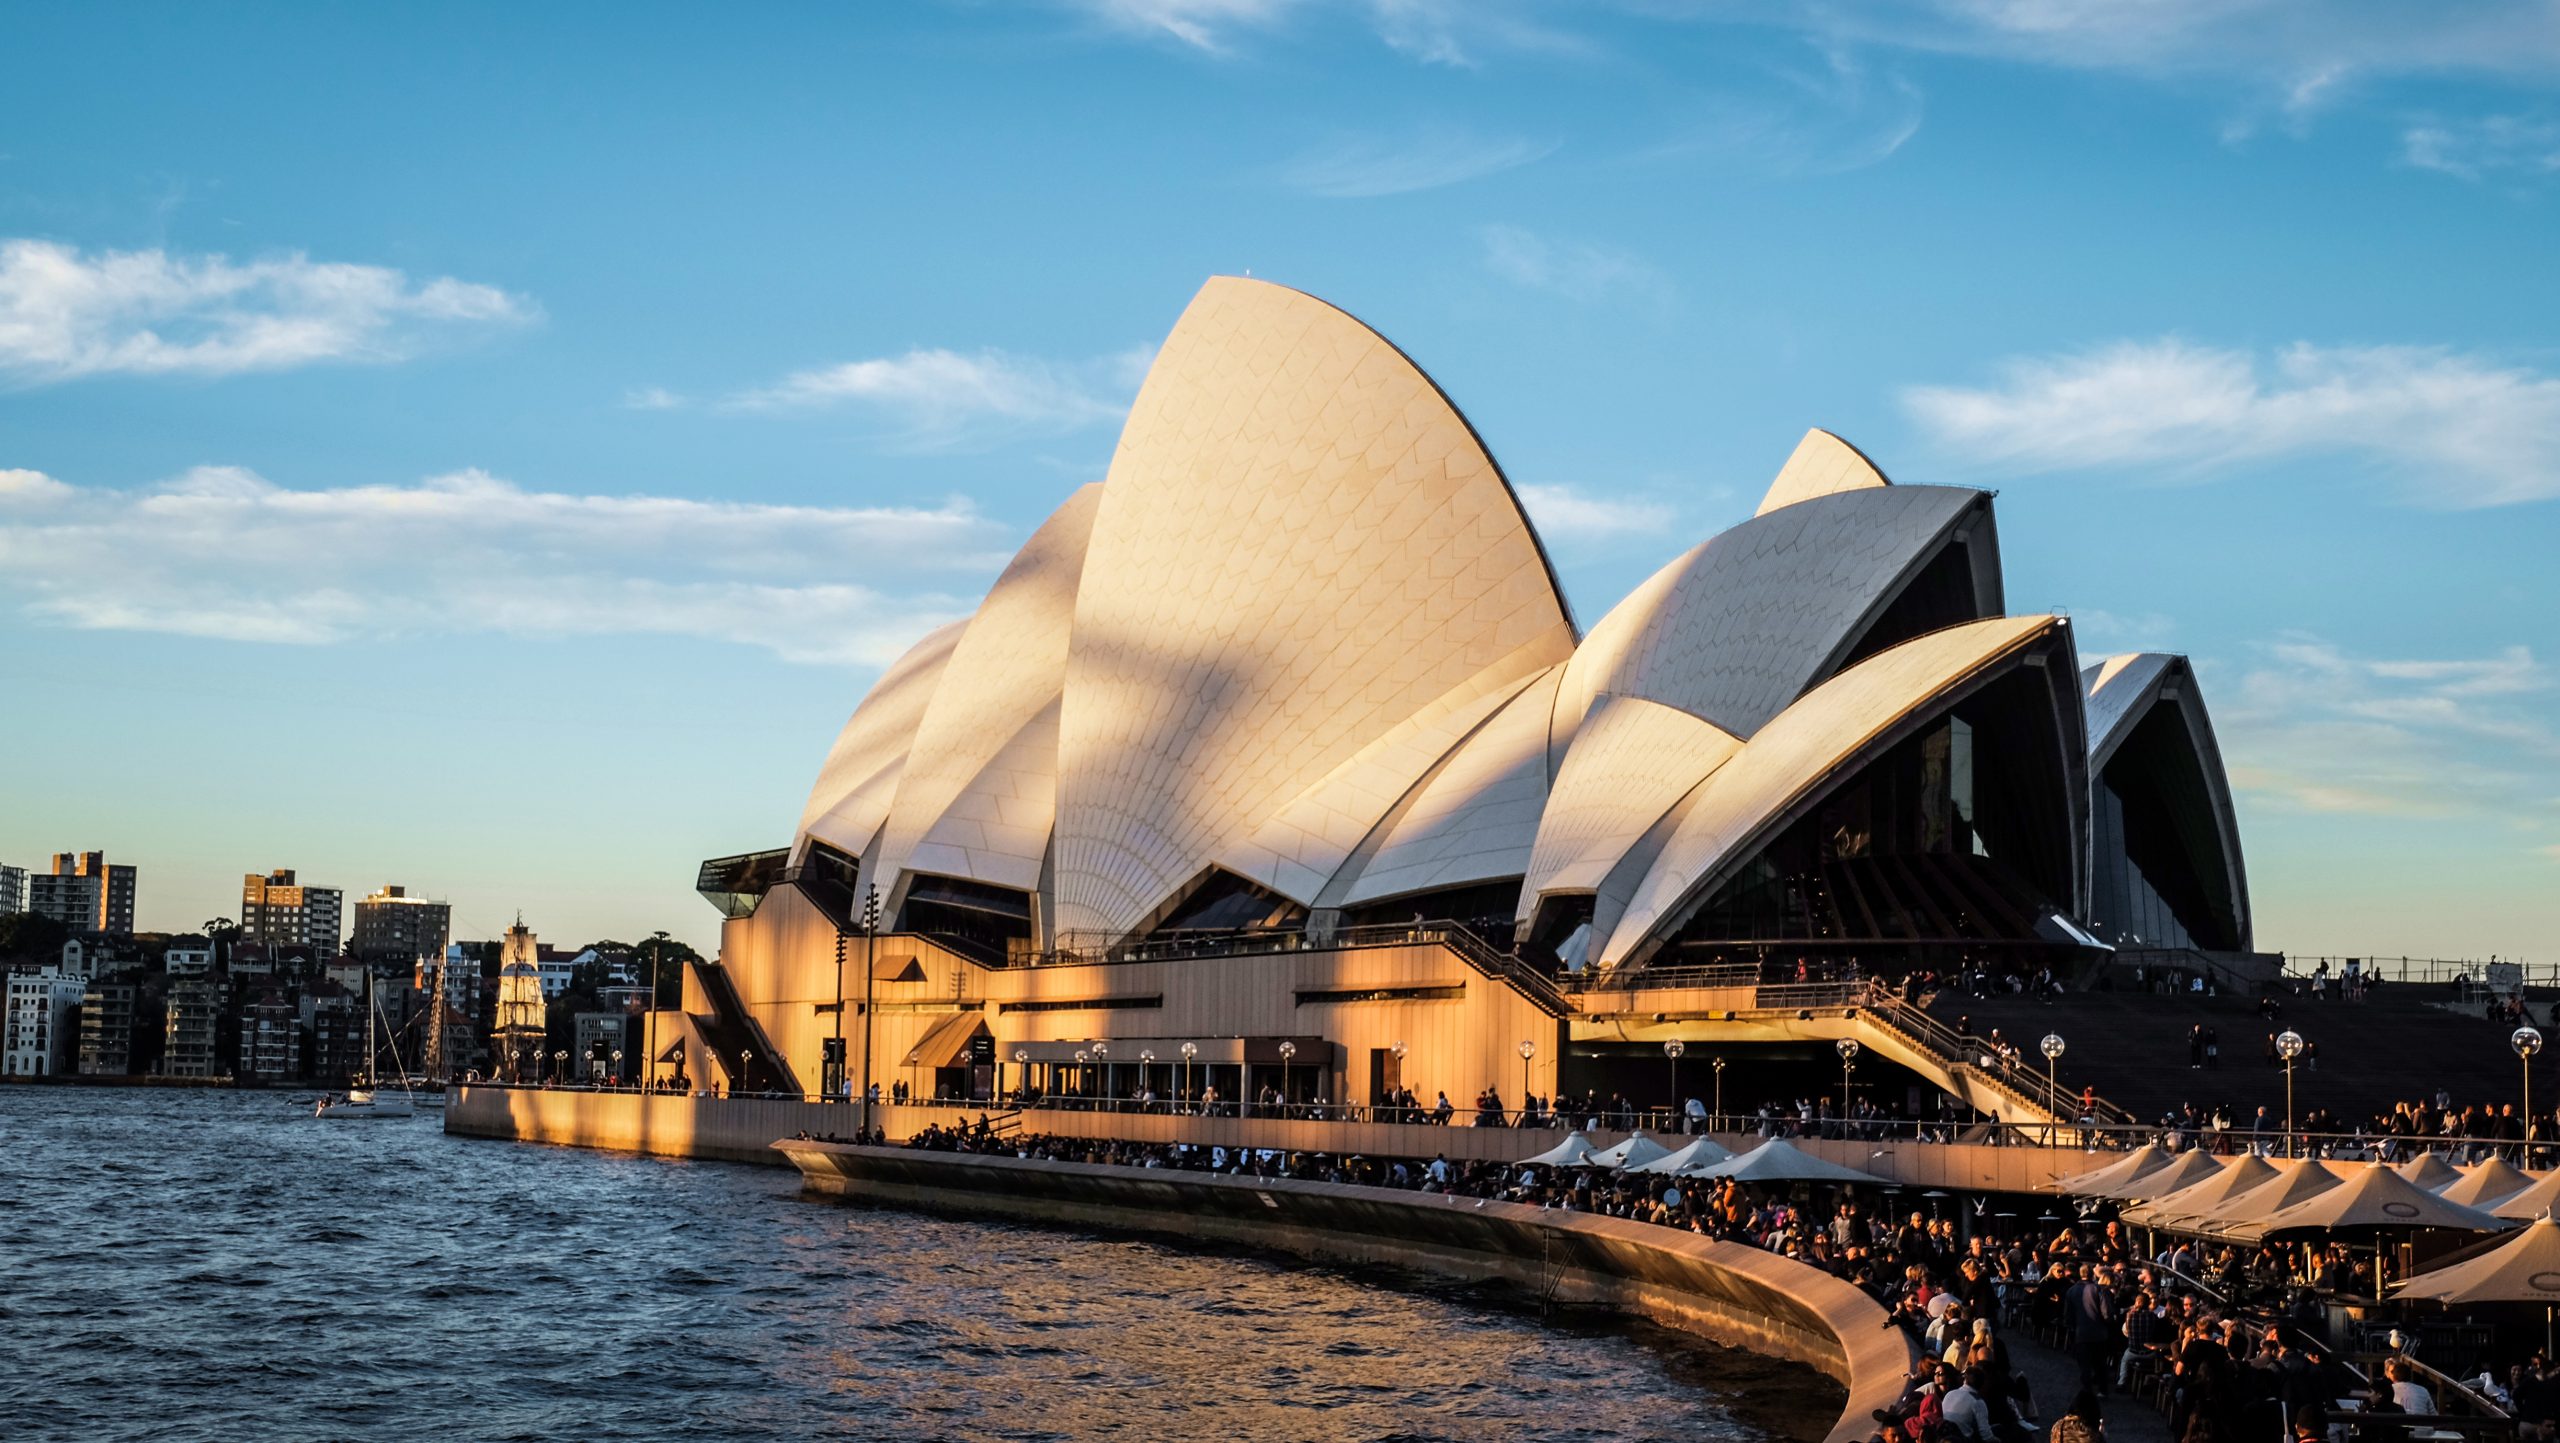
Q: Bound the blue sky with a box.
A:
[1,1,2554,957]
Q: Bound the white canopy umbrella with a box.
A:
[2441,1157,2537,1212]
[1693,1137,1883,1185]
[1630,1136,1736,1175]
[2191,1159,2344,1239]
[2399,1153,2466,1193]
[2125,1152,2280,1229]
[2254,1160,2513,1238]
[2054,1144,2170,1196]
[1519,1131,1599,1168]
[2394,1214,2560,1353]
[1587,1132,1672,1171]
[2098,1147,2226,1203]
[2494,1168,2560,1221]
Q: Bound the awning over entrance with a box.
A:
[903,1011,990,1069]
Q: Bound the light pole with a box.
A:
[1664,1039,1686,1132]
[2276,1029,2305,1157]
[1390,1039,1408,1120]
[2517,1026,2544,1165]
[1835,1038,1860,1137]
[858,885,882,1134]
[554,1049,568,1086]
[1517,1039,1536,1124]
[1013,1048,1028,1103]
[1278,1039,1297,1116]
[644,930,667,1095]
[1074,1049,1089,1108]
[1712,1056,1726,1129]
[737,1049,750,1095]
[2040,1033,2066,1146]
[1093,1039,1111,1110]
[1139,1048,1155,1110]
[612,1049,624,1089]
[1180,1040,1198,1111]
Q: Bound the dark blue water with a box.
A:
[0,1087,1817,1442]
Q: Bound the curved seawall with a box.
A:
[779,1143,1907,1443]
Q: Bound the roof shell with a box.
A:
[1519,692,1742,924]
[1753,427,1893,517]
[1049,276,1577,941]
[797,617,969,859]
[1326,665,1565,908]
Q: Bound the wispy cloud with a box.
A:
[1513,481,1673,541]
[1480,225,1668,303]
[0,239,534,383]
[2219,633,2557,829]
[1071,0,1298,53]
[1277,128,1558,197]
[622,385,684,411]
[727,345,1153,448]
[2402,111,2560,180]
[1642,46,1924,175]
[0,465,1013,666]
[1901,339,2560,508]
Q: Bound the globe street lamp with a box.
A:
[2040,1033,2066,1146]
[1179,1040,1198,1111]
[1664,1039,1687,1132]
[736,1049,750,1096]
[612,1049,624,1089]
[2274,1030,2305,1156]
[1517,1038,1536,1123]
[1013,1048,1028,1103]
[1835,1038,1861,1136]
[2517,1026,2544,1165]
[554,1050,568,1087]
[1712,1056,1727,1129]
[1139,1048,1156,1110]
[1092,1039,1110,1107]
[1278,1039,1297,1116]
[1073,1049,1089,1109]
[1390,1039,1409,1120]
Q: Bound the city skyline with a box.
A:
[3,4,2556,958]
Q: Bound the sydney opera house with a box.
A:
[681,277,2253,1120]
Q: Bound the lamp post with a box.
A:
[1712,1056,1726,1129]
[737,1048,750,1096]
[2276,1030,2305,1157]
[1664,1039,1686,1133]
[612,1049,624,1089]
[1139,1048,1155,1110]
[858,884,881,1134]
[1180,1040,1197,1112]
[2040,1033,2066,1147]
[1013,1048,1028,1103]
[1835,1038,1860,1137]
[1390,1039,1408,1120]
[1278,1039,1297,1116]
[554,1049,568,1086]
[1074,1049,1089,1108]
[2517,1026,2544,1166]
[1092,1039,1111,1110]
[1517,1038,1536,1124]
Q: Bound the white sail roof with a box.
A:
[797,617,969,859]
[1754,427,1893,517]
[1329,666,1565,907]
[1519,693,1742,926]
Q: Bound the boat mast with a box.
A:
[362,967,377,1087]
[424,949,448,1085]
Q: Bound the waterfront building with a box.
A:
[3,967,86,1077]
[684,278,2257,1119]
[0,862,24,914]
[307,984,365,1086]
[161,979,222,1079]
[78,981,135,1075]
[163,942,214,978]
[240,869,345,960]
[240,992,301,1085]
[352,885,452,972]
[573,1010,628,1080]
[28,852,137,935]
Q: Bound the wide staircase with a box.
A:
[1918,980,2531,1126]
[688,960,799,1095]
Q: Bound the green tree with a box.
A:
[0,910,70,965]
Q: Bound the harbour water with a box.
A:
[2,1088,1818,1441]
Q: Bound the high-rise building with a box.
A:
[3,968,86,1077]
[28,852,137,935]
[240,993,301,1085]
[161,980,221,1079]
[0,862,25,914]
[79,982,136,1076]
[352,885,452,971]
[307,984,365,1087]
[240,869,345,959]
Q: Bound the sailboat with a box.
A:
[316,970,417,1120]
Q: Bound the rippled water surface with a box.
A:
[1,1088,1822,1441]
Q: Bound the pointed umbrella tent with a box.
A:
[2100,1148,2227,1203]
[2399,1153,2467,1193]
[2252,1160,2513,1241]
[2055,1145,2171,1196]
[2494,1169,2560,1222]
[1631,1136,1737,1175]
[2393,1215,2560,1353]
[2190,1159,2345,1238]
[1694,1138,1884,1186]
[2441,1157,2538,1212]
[2125,1152,2280,1230]
[1588,1133,1672,1171]
[1521,1131,1599,1168]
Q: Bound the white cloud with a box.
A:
[1277,128,1558,197]
[0,467,73,503]
[1901,339,2560,507]
[1073,0,1299,52]
[2219,633,2557,827]
[1641,46,1925,175]
[0,465,1014,666]
[623,385,684,411]
[730,345,1152,447]
[1513,481,1673,541]
[0,239,534,382]
[1480,225,1668,302]
[2402,112,2560,179]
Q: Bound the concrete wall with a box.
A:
[782,1143,1906,1443]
